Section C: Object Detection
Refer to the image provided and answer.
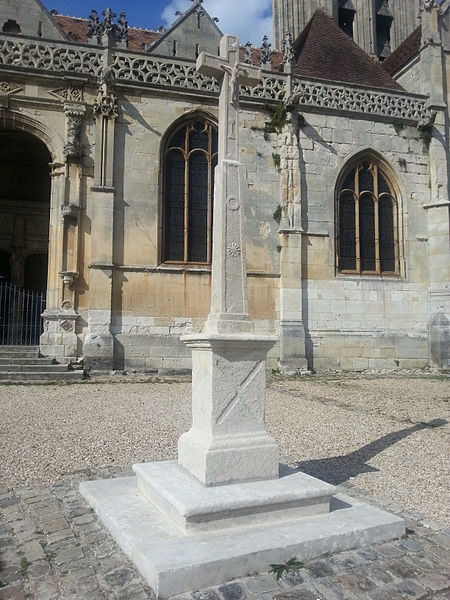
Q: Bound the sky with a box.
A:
[44,0,273,45]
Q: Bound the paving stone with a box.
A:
[418,572,450,592]
[278,570,305,587]
[400,539,424,552]
[311,578,356,600]
[336,572,377,595]
[272,590,322,600]
[191,591,222,600]
[46,527,75,543]
[307,560,335,578]
[365,564,395,585]
[392,579,428,598]
[434,589,450,599]
[42,517,69,534]
[218,582,247,599]
[0,537,14,548]
[367,589,405,600]
[0,582,27,600]
[20,539,45,562]
[10,520,35,534]
[375,543,406,559]
[430,534,450,550]
[104,567,135,587]
[243,574,279,595]
[385,558,419,580]
[27,559,53,578]
[54,546,84,565]
[0,497,20,508]
[356,548,378,562]
[30,580,60,600]
[330,556,361,570]
[73,513,96,526]
[15,530,36,544]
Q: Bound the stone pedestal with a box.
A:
[178,334,279,486]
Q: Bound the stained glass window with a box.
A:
[163,119,218,263]
[337,160,399,275]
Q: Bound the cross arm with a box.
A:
[196,52,226,79]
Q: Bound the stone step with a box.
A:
[0,371,84,382]
[0,364,70,373]
[0,345,39,352]
[0,357,57,365]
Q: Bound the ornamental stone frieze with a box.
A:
[0,33,431,125]
[49,86,84,103]
[0,81,23,96]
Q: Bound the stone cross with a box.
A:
[196,35,261,334]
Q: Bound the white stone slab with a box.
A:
[80,474,405,599]
[134,461,335,532]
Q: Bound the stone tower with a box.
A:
[272,0,421,58]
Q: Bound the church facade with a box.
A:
[0,0,448,373]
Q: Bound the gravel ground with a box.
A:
[0,375,449,524]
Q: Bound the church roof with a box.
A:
[382,26,421,76]
[53,14,161,51]
[293,10,403,91]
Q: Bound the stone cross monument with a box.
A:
[178,35,280,485]
[197,34,259,335]
[80,34,405,600]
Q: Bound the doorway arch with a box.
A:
[0,130,51,344]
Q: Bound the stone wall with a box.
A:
[292,110,431,370]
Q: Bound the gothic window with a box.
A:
[163,118,218,264]
[337,160,399,275]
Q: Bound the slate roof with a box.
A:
[53,14,161,51]
[382,26,421,76]
[293,10,403,91]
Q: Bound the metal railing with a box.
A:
[0,282,46,346]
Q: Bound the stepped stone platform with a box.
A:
[80,461,405,598]
[0,346,83,382]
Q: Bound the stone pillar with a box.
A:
[41,100,86,360]
[277,114,308,374]
[83,75,119,370]
[420,2,450,370]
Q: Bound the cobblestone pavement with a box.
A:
[1,468,449,600]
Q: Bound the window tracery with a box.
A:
[163,118,218,264]
[337,159,399,275]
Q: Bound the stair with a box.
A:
[0,346,84,383]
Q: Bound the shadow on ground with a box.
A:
[294,418,448,485]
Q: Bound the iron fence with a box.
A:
[0,282,46,346]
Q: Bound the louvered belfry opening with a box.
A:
[338,160,399,276]
[163,118,218,264]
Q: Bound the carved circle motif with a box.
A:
[227,197,240,211]
[227,242,241,257]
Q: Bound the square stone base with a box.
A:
[80,463,405,599]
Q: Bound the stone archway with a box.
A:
[0,130,51,344]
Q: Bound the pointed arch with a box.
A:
[160,112,218,264]
[335,149,402,276]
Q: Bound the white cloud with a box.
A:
[161,0,272,46]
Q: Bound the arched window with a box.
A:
[337,159,399,275]
[163,118,218,264]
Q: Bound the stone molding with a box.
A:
[0,34,431,124]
